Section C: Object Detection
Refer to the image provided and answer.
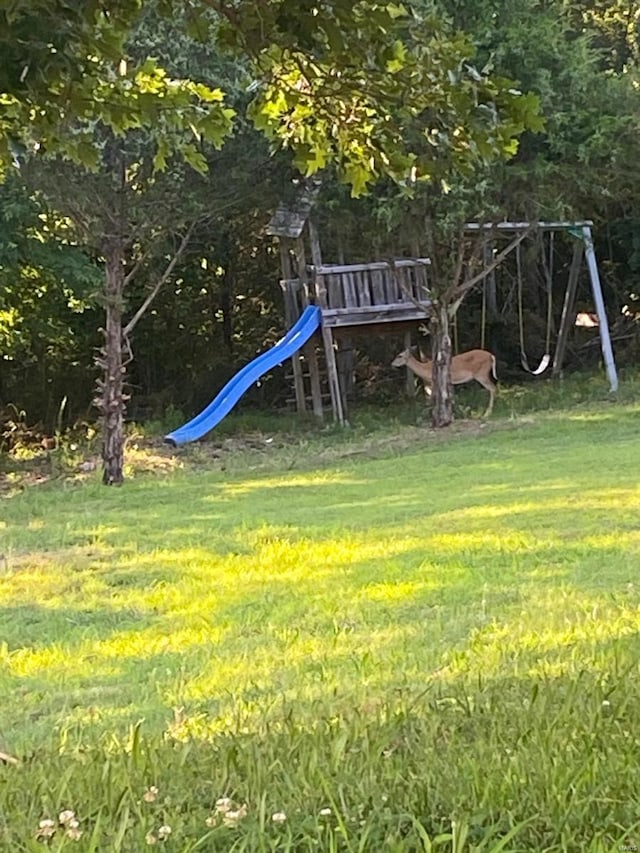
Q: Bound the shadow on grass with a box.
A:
[0,602,158,650]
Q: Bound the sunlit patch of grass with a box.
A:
[219,470,362,497]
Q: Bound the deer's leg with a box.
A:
[476,377,496,417]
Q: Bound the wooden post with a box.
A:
[322,326,345,424]
[308,219,323,268]
[582,226,618,392]
[306,343,324,420]
[305,219,327,419]
[552,240,583,377]
[294,234,324,421]
[293,237,308,306]
[280,238,306,413]
[314,265,346,424]
[279,240,294,279]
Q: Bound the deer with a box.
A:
[392,348,498,417]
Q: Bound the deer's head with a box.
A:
[391,349,412,368]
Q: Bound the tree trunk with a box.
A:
[220,234,236,356]
[99,239,126,485]
[430,301,453,428]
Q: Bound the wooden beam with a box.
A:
[464,221,593,232]
[312,259,430,275]
[322,304,431,327]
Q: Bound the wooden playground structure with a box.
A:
[267,197,618,425]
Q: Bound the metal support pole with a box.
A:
[582,225,618,392]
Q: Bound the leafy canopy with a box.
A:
[1,1,541,194]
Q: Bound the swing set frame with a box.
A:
[464,220,618,392]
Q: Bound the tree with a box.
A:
[5,3,236,483]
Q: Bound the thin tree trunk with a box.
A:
[99,238,126,485]
[430,301,453,428]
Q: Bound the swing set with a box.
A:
[464,221,618,391]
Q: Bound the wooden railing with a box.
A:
[312,259,430,311]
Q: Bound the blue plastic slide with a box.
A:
[164,305,322,446]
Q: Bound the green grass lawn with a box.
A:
[1,384,640,851]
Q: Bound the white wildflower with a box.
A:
[272,812,287,823]
[223,805,247,827]
[58,810,75,825]
[36,817,57,839]
[215,797,233,814]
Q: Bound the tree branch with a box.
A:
[122,332,134,368]
[451,223,466,291]
[123,247,151,287]
[122,221,196,338]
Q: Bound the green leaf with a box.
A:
[181,144,208,174]
[153,140,169,172]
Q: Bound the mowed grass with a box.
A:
[1,396,640,850]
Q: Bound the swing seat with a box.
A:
[521,352,551,376]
